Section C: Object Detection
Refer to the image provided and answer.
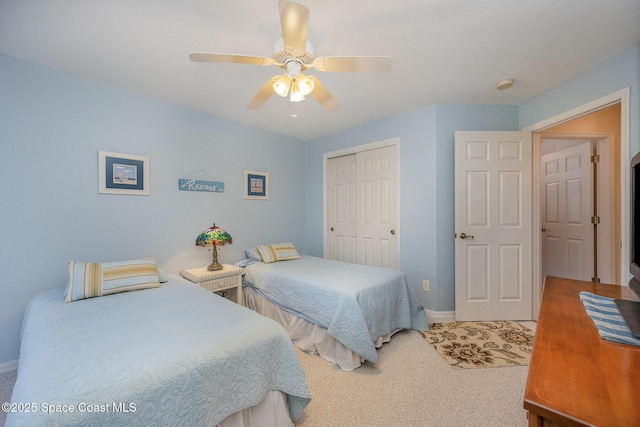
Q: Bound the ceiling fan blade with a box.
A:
[246,77,279,110]
[190,52,275,66]
[278,0,309,54]
[312,56,392,73]
[307,76,340,112]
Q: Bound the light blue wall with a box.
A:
[2,43,639,366]
[303,105,519,312]
[0,54,306,364]
[519,45,639,156]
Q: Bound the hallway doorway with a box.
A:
[540,136,616,284]
[527,89,629,319]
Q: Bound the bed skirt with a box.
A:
[244,286,396,371]
[219,390,292,427]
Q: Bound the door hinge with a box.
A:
[591,154,600,164]
[591,216,600,224]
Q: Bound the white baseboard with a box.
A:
[425,309,455,324]
[0,359,18,374]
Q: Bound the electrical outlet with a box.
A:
[422,280,430,292]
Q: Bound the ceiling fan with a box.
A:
[189,0,391,112]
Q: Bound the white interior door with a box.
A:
[327,154,357,263]
[356,145,398,268]
[541,142,593,281]
[454,131,532,321]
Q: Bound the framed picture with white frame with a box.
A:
[98,151,150,195]
[243,170,269,200]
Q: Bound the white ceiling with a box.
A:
[1,0,639,140]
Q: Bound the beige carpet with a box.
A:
[422,321,534,369]
[294,329,529,426]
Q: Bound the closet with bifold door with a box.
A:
[326,143,398,268]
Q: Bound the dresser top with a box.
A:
[524,276,640,426]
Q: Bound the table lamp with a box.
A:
[195,222,232,271]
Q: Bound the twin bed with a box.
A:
[8,248,428,425]
[6,264,310,427]
[239,246,429,371]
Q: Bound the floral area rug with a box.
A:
[420,321,534,369]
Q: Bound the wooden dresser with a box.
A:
[524,276,640,426]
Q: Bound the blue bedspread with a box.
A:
[242,255,429,362]
[6,276,310,426]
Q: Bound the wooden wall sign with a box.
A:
[178,179,224,193]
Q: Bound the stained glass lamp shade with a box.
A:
[195,223,232,271]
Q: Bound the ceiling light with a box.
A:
[272,62,315,105]
[273,75,291,97]
[289,80,305,102]
[269,61,317,105]
[496,79,514,90]
[296,74,315,96]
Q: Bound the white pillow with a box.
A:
[256,243,301,263]
[65,258,160,302]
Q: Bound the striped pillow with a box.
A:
[65,258,160,302]
[256,243,301,264]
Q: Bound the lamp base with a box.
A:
[207,261,223,271]
[207,245,223,271]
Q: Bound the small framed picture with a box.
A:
[98,151,149,195]
[244,170,269,200]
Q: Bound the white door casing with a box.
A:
[454,131,533,321]
[541,142,593,282]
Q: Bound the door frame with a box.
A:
[322,137,401,264]
[525,87,630,318]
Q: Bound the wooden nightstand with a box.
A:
[179,264,244,305]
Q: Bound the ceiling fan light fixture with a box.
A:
[296,74,314,95]
[192,1,388,112]
[289,80,305,102]
[273,75,291,97]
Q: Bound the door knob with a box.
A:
[390,229,396,235]
[459,232,474,239]
[330,227,334,231]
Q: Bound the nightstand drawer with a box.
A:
[198,275,241,292]
[179,264,244,305]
